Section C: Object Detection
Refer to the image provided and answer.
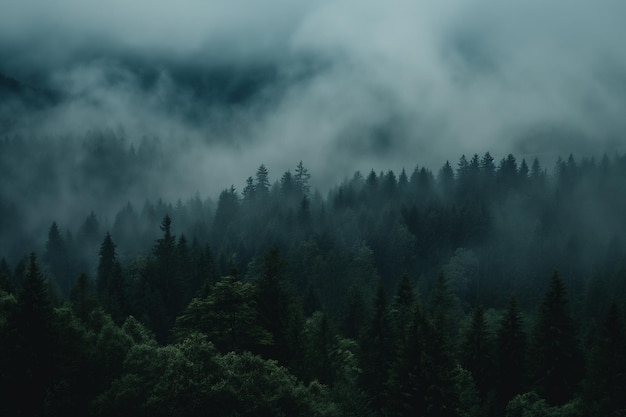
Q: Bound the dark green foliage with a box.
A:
[95,333,338,417]
[461,305,494,401]
[44,221,73,295]
[358,285,392,414]
[4,152,626,415]
[255,248,296,362]
[341,284,368,339]
[0,257,13,293]
[531,272,584,405]
[174,275,271,352]
[97,233,126,323]
[495,297,527,410]
[10,253,58,416]
[255,164,271,196]
[386,302,460,417]
[390,273,415,353]
[584,301,626,416]
[70,272,96,321]
[295,161,311,196]
[304,311,335,384]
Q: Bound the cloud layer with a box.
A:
[2,0,626,196]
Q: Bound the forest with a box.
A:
[2,136,626,417]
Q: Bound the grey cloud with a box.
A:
[1,0,626,201]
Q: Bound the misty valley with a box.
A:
[3,0,626,415]
[2,141,626,416]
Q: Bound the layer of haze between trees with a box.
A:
[2,0,626,218]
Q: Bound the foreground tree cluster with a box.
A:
[2,150,626,416]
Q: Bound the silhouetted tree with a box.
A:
[495,297,526,411]
[295,161,311,196]
[461,305,494,403]
[97,233,125,323]
[531,272,583,405]
[255,164,271,196]
[359,285,392,414]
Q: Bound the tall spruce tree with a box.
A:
[15,253,57,416]
[461,305,494,401]
[97,233,125,323]
[359,285,392,415]
[585,301,626,415]
[255,248,294,362]
[531,272,583,405]
[152,214,180,338]
[495,297,526,410]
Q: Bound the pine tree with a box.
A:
[280,170,296,197]
[16,253,57,416]
[153,215,180,333]
[461,305,494,400]
[242,176,256,203]
[97,232,116,299]
[255,164,271,196]
[391,273,415,352]
[69,272,94,322]
[585,301,626,415]
[341,284,367,340]
[438,161,455,200]
[0,257,13,293]
[255,248,294,362]
[213,186,239,244]
[305,311,334,385]
[387,301,459,417]
[96,232,126,322]
[495,297,526,410]
[44,221,71,295]
[531,272,583,405]
[359,285,392,414]
[295,161,311,196]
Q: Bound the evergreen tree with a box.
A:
[431,272,459,347]
[295,161,311,196]
[390,273,415,353]
[0,257,12,293]
[461,305,494,402]
[242,176,256,203]
[97,233,126,323]
[44,221,71,295]
[255,248,294,363]
[174,275,271,353]
[305,311,335,385]
[495,297,526,410]
[15,253,57,416]
[382,170,397,197]
[255,164,271,196]
[398,168,408,192]
[78,210,100,242]
[341,284,368,340]
[69,272,95,322]
[585,301,626,415]
[387,301,460,417]
[438,161,455,200]
[176,234,192,301]
[280,170,297,197]
[213,186,239,244]
[531,272,583,405]
[152,215,180,336]
[359,285,392,414]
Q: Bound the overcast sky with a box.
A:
[2,0,626,197]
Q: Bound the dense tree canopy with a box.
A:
[2,150,626,416]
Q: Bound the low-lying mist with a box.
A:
[1,0,626,258]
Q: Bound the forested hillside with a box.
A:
[2,140,626,416]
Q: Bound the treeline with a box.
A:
[2,151,626,415]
